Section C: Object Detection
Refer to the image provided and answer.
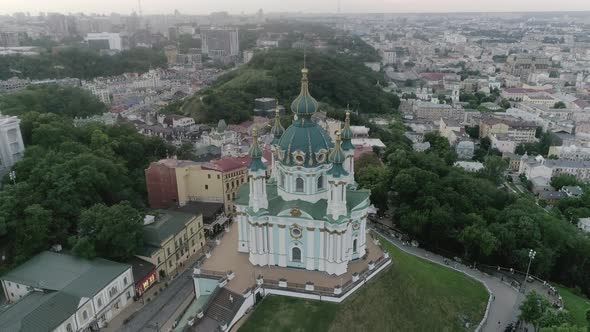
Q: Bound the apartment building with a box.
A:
[479,114,537,143]
[137,210,205,280]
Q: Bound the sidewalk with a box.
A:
[104,252,204,332]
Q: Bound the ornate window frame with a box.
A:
[292,150,306,165]
[316,148,328,164]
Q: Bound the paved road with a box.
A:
[373,228,522,332]
[117,268,194,332]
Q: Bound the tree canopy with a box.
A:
[0,84,106,120]
[179,48,399,124]
[0,112,173,267]
[0,47,166,80]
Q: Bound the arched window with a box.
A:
[82,310,88,321]
[353,239,358,253]
[292,247,301,262]
[317,175,324,190]
[66,323,73,332]
[280,172,285,188]
[295,177,304,192]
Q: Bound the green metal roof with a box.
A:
[270,110,285,142]
[1,251,129,295]
[290,68,318,116]
[0,251,131,332]
[143,210,199,247]
[235,183,370,222]
[277,119,333,167]
[248,130,266,172]
[0,291,80,332]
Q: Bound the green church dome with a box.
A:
[290,68,318,116]
[341,111,354,151]
[278,118,333,167]
[270,109,285,145]
[248,128,266,171]
[327,132,348,177]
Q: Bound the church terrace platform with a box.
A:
[199,221,384,294]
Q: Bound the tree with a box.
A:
[479,156,508,185]
[519,291,551,331]
[0,84,106,118]
[554,101,567,109]
[550,175,579,190]
[459,215,498,259]
[72,202,143,261]
[14,204,52,263]
[354,153,382,174]
[466,126,480,139]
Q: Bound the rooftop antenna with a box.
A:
[138,0,143,16]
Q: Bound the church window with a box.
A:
[292,247,301,262]
[295,178,304,192]
[293,151,305,165]
[82,310,88,321]
[280,172,285,188]
[66,323,73,332]
[353,239,358,253]
[317,175,324,190]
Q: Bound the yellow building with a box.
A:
[137,210,205,280]
[479,114,537,143]
[175,157,251,213]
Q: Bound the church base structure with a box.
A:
[248,251,351,276]
[192,221,392,332]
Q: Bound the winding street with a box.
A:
[372,227,523,332]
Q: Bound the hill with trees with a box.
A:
[0,47,166,80]
[0,84,106,120]
[355,121,590,305]
[176,48,398,124]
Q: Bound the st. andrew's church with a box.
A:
[234,66,371,276]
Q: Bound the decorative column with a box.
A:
[278,225,287,266]
[268,224,275,265]
[319,229,326,271]
[306,227,315,270]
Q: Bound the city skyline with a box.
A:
[1,0,590,16]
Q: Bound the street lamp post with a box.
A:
[522,249,536,293]
[9,171,16,185]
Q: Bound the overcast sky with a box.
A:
[2,0,590,16]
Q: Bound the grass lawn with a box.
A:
[555,286,590,327]
[239,235,488,332]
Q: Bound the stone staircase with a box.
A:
[202,288,244,329]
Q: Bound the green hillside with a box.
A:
[239,235,487,332]
[180,48,399,124]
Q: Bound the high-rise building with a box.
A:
[85,33,122,51]
[0,114,25,179]
[200,27,239,58]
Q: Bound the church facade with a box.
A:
[234,67,370,276]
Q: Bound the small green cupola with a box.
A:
[290,67,318,117]
[270,108,285,145]
[248,127,266,172]
[341,110,354,151]
[327,131,348,178]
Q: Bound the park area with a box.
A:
[556,286,590,328]
[239,236,488,332]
